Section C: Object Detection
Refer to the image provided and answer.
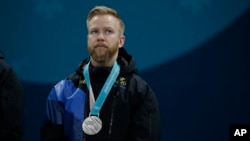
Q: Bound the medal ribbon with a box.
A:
[83,61,120,116]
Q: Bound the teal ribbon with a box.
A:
[83,61,120,116]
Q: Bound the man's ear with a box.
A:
[118,35,125,48]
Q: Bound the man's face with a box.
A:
[87,14,124,63]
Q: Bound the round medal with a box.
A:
[82,116,102,135]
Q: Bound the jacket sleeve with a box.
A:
[129,78,161,141]
[0,58,24,141]
[40,83,68,141]
[41,121,67,141]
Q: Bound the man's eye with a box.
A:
[105,30,113,34]
[90,30,98,35]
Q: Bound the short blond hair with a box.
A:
[87,6,125,35]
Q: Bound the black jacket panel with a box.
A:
[0,53,24,141]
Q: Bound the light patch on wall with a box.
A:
[179,0,213,14]
[33,0,64,20]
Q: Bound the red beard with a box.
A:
[88,42,119,62]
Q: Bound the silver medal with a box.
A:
[82,116,102,135]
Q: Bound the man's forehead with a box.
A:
[88,15,120,29]
[89,14,119,23]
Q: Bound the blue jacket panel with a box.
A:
[46,80,86,141]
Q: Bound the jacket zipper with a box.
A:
[108,90,118,137]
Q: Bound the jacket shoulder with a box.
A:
[128,73,152,90]
[48,79,78,101]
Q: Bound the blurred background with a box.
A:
[0,0,249,140]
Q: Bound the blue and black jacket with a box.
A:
[41,48,161,141]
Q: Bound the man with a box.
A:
[0,51,24,141]
[41,6,161,141]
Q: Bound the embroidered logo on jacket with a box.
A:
[80,77,127,89]
[115,77,127,89]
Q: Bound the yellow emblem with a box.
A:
[79,79,86,85]
[116,77,126,86]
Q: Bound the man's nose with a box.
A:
[97,33,105,41]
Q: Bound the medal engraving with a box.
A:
[82,116,102,135]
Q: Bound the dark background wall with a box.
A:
[0,0,249,141]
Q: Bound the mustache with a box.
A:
[94,43,108,48]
